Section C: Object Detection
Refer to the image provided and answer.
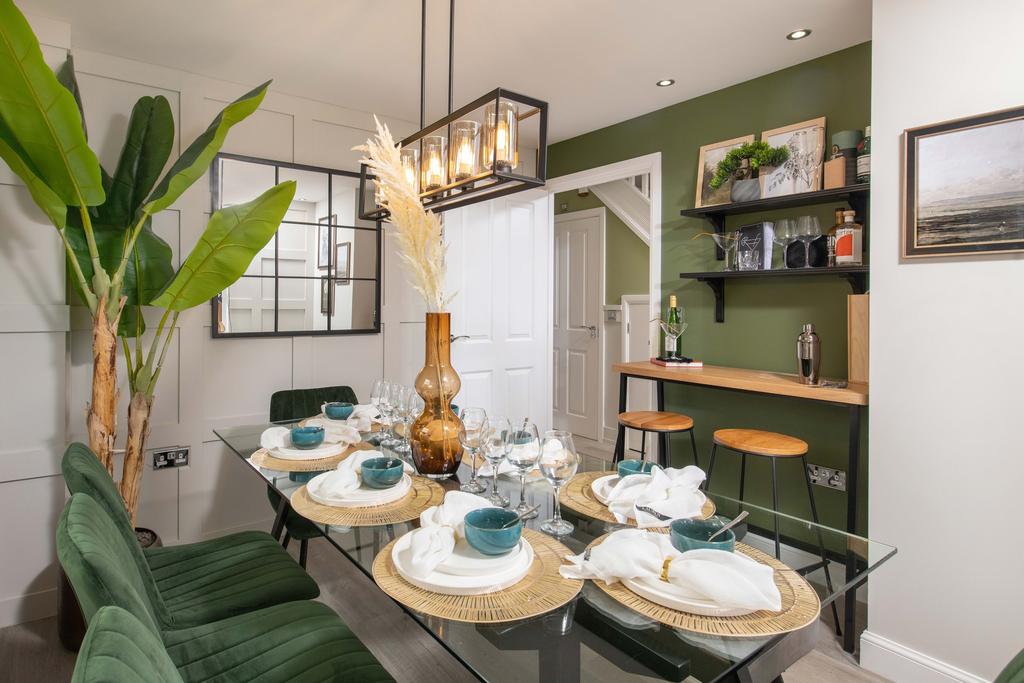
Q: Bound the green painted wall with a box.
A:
[554,191,649,305]
[549,42,871,538]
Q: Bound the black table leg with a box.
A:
[843,405,862,653]
[538,632,581,683]
[614,373,628,462]
[656,381,668,466]
[270,494,289,541]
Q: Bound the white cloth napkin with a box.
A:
[305,450,413,505]
[404,492,493,579]
[560,529,781,613]
[260,426,290,450]
[322,403,380,433]
[604,465,707,528]
[302,417,361,445]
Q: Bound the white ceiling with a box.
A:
[20,0,871,142]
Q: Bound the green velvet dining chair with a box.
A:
[266,385,361,567]
[997,648,1024,683]
[61,443,319,627]
[59,493,394,683]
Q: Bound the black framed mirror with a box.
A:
[209,153,381,338]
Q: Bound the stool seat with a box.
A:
[618,411,694,432]
[712,428,808,457]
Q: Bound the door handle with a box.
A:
[583,325,598,339]
[450,334,470,343]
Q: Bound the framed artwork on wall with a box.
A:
[760,117,826,198]
[335,241,352,285]
[320,276,333,315]
[317,215,336,270]
[902,105,1024,258]
[695,134,754,207]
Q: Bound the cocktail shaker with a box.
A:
[796,323,820,385]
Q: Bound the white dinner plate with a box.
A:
[434,538,525,577]
[622,576,752,617]
[270,441,346,461]
[591,474,620,505]
[307,473,412,508]
[391,532,534,595]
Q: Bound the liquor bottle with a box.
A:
[667,294,682,358]
[826,207,846,236]
[856,126,871,183]
[835,210,863,265]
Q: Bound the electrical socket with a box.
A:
[806,463,846,491]
[153,447,189,470]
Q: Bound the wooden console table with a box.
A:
[612,360,868,652]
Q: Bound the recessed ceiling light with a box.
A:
[786,29,811,40]
[656,79,675,87]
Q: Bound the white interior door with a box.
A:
[553,208,603,440]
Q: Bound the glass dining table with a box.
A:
[215,422,896,683]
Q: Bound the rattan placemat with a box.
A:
[560,470,715,525]
[372,529,583,623]
[289,476,445,526]
[250,442,373,472]
[588,534,821,638]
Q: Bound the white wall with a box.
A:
[863,1,1024,681]
[0,13,413,627]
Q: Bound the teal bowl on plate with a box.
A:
[360,457,405,489]
[464,508,522,556]
[324,402,354,420]
[670,516,735,553]
[289,426,324,450]
[617,459,656,478]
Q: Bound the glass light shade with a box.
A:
[400,146,420,193]
[448,120,480,182]
[420,135,447,193]
[480,101,518,173]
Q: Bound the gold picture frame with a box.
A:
[695,134,755,207]
[759,117,827,198]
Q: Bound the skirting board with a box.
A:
[0,588,57,629]
[861,631,989,683]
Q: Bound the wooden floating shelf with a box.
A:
[680,183,870,220]
[679,266,869,323]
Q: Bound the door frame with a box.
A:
[545,152,662,440]
[552,206,606,440]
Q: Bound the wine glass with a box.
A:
[379,381,402,449]
[404,389,424,455]
[796,215,821,269]
[773,218,795,269]
[369,379,389,446]
[458,408,488,493]
[481,416,512,507]
[506,420,541,519]
[539,430,579,536]
[391,386,417,458]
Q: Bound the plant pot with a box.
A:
[731,178,761,203]
[410,313,463,479]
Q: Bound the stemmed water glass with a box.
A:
[391,386,420,459]
[507,420,541,519]
[796,215,821,268]
[539,430,579,536]
[369,379,389,446]
[481,416,512,507]
[378,382,401,449]
[458,408,488,493]
[773,218,796,269]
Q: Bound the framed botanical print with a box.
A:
[903,105,1024,258]
[760,117,827,198]
[335,241,352,286]
[317,215,336,270]
[695,134,754,207]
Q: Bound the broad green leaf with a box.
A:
[152,180,295,311]
[0,0,103,206]
[56,53,87,140]
[143,81,269,214]
[101,95,174,226]
[0,117,66,227]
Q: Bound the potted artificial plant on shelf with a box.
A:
[0,0,293,522]
[709,140,789,203]
[358,120,463,479]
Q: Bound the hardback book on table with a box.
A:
[651,357,703,368]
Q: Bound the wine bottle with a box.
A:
[667,294,682,358]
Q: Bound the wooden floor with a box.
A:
[0,537,889,682]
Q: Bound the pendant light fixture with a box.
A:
[359,0,548,220]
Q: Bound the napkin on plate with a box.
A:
[305,450,413,505]
[260,426,291,450]
[322,403,380,433]
[560,529,781,613]
[604,465,707,528]
[403,492,493,579]
[303,417,361,445]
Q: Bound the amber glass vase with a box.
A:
[410,313,463,479]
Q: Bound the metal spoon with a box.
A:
[498,504,541,528]
[707,510,749,541]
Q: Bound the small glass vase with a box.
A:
[410,312,464,479]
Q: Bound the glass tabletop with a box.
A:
[215,422,895,683]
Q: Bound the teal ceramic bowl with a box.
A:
[360,457,405,489]
[290,426,324,450]
[324,402,354,420]
[670,516,735,553]
[464,508,522,556]
[617,459,656,478]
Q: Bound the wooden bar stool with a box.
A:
[705,428,841,635]
[614,411,699,468]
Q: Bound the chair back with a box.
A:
[61,443,166,614]
[269,385,359,422]
[997,648,1024,683]
[71,606,182,683]
[57,493,171,636]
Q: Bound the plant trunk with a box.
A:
[120,391,152,524]
[87,299,120,474]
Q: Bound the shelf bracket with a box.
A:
[840,272,868,295]
[698,278,726,323]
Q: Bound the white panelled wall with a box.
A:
[0,13,414,627]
